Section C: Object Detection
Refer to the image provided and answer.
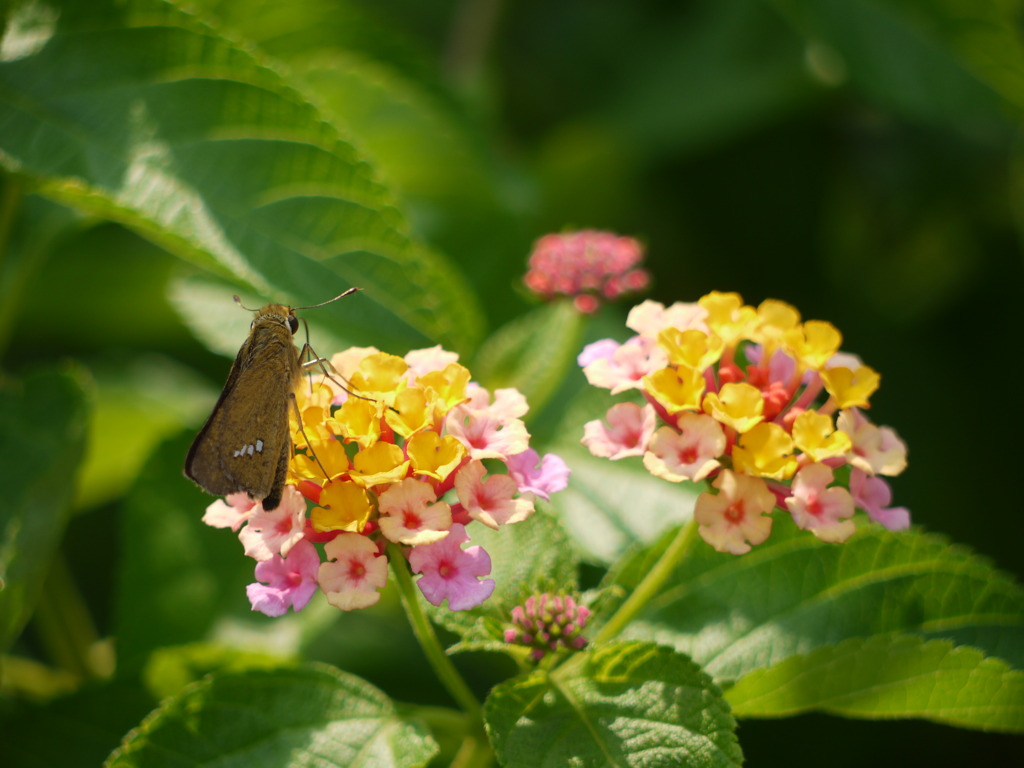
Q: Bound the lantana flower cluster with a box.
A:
[504,592,591,660]
[203,346,570,616]
[523,230,651,314]
[580,292,909,555]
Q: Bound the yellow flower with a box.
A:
[732,422,797,480]
[702,382,764,433]
[349,442,410,488]
[350,352,408,398]
[289,437,350,483]
[820,365,880,409]
[755,299,801,349]
[784,320,842,371]
[642,365,706,413]
[407,431,467,482]
[418,363,471,415]
[657,328,724,371]
[385,386,437,437]
[792,410,852,462]
[311,480,374,533]
[328,397,383,450]
[699,291,757,346]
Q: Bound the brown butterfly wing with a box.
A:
[184,317,299,506]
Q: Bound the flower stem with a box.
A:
[388,543,482,719]
[592,518,700,645]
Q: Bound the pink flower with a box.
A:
[404,345,461,380]
[202,492,258,531]
[626,299,708,339]
[850,468,910,530]
[523,230,650,313]
[238,485,308,561]
[455,460,534,529]
[318,533,389,610]
[785,463,856,543]
[693,470,776,555]
[581,402,657,460]
[578,337,667,394]
[507,449,571,500]
[246,539,320,617]
[642,412,726,482]
[446,387,530,460]
[377,478,452,545]
[837,409,908,476]
[408,523,495,610]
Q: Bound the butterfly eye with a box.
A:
[288,315,299,334]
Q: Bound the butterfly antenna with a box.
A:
[294,287,360,311]
[232,295,260,312]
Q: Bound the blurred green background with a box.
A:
[2,0,1022,763]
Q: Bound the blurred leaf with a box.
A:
[106,663,437,768]
[771,0,1013,127]
[0,191,83,357]
[77,355,213,508]
[610,1,818,156]
[429,508,580,653]
[2,680,156,768]
[115,432,256,670]
[472,300,586,416]
[0,0,484,354]
[609,517,1024,684]
[547,387,699,565]
[485,641,742,768]
[0,365,90,649]
[726,634,1024,732]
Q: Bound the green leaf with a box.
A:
[485,641,742,768]
[726,634,1024,733]
[429,508,581,652]
[608,517,1024,683]
[142,642,297,701]
[2,680,156,768]
[472,300,586,416]
[0,0,484,353]
[0,365,90,649]
[771,0,1013,126]
[610,1,817,156]
[115,432,258,670]
[106,663,438,768]
[76,355,213,508]
[547,387,699,565]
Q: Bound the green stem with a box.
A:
[388,543,482,719]
[592,518,700,645]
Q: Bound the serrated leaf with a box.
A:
[485,641,742,768]
[608,517,1024,684]
[726,634,1024,733]
[0,365,90,649]
[429,508,580,650]
[0,0,484,353]
[106,663,437,768]
[471,300,586,415]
